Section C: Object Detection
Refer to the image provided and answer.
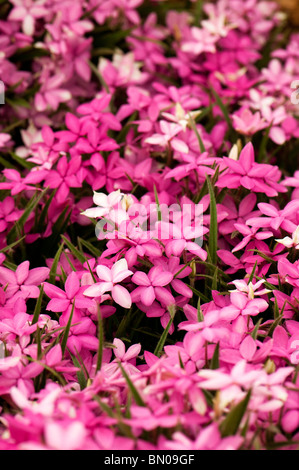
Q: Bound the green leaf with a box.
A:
[92,29,133,47]
[70,353,88,390]
[258,125,271,162]
[96,304,104,372]
[89,60,109,93]
[35,189,57,233]
[118,361,146,407]
[211,87,234,133]
[0,156,16,169]
[154,307,175,357]
[9,151,36,169]
[206,174,218,266]
[32,286,44,325]
[189,285,210,303]
[220,389,252,437]
[194,0,204,24]
[197,297,204,322]
[7,188,48,243]
[5,97,30,109]
[251,318,263,340]
[212,266,218,291]
[153,184,162,222]
[78,237,102,258]
[0,235,25,253]
[61,301,75,356]
[49,241,65,284]
[26,356,67,386]
[188,112,206,153]
[61,235,86,264]
[210,343,220,369]
[248,261,258,284]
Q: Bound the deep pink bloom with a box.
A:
[131,265,175,307]
[216,142,287,197]
[0,261,49,305]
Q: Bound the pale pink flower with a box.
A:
[83,259,133,309]
[231,107,267,135]
[81,189,123,219]
[8,0,48,36]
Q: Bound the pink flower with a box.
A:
[131,265,175,307]
[160,423,243,450]
[232,107,267,135]
[81,189,123,219]
[102,338,141,376]
[219,291,269,321]
[43,155,85,203]
[44,421,87,450]
[0,261,49,306]
[35,72,71,112]
[44,271,94,317]
[0,197,23,233]
[8,0,48,36]
[216,142,287,197]
[145,120,189,154]
[83,259,133,309]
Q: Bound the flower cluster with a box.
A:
[0,0,299,451]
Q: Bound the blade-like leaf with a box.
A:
[220,389,252,437]
[61,235,86,264]
[61,301,75,356]
[7,188,48,243]
[154,307,175,357]
[206,174,218,266]
[118,361,145,407]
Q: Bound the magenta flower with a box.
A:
[216,142,287,197]
[44,271,94,317]
[83,259,133,309]
[0,197,23,233]
[0,261,49,306]
[219,291,269,321]
[131,265,175,307]
[43,155,85,203]
[0,169,47,195]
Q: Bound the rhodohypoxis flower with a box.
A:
[0,261,49,306]
[0,197,23,233]
[35,72,72,112]
[8,0,48,36]
[231,107,267,135]
[81,189,123,219]
[216,142,286,197]
[102,338,141,376]
[144,120,189,154]
[131,265,175,307]
[278,258,299,288]
[43,155,85,203]
[219,291,269,321]
[43,271,94,317]
[276,226,299,249]
[229,279,271,299]
[160,423,243,450]
[83,259,133,309]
